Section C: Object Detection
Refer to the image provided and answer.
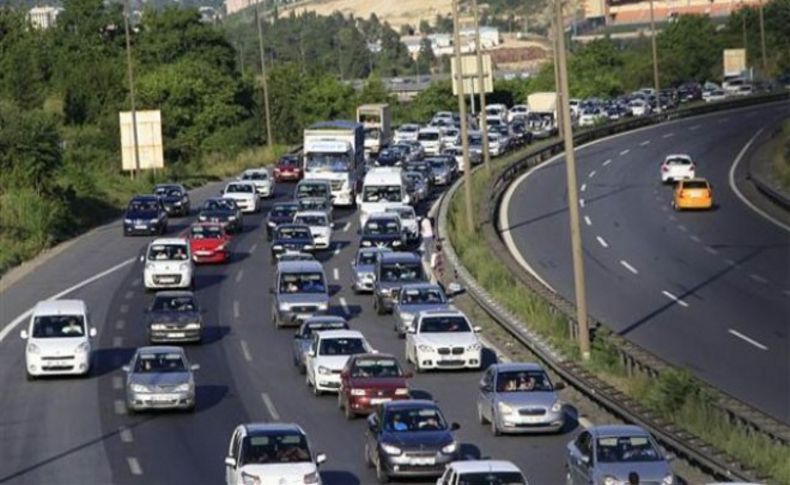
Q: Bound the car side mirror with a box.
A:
[580,454,591,465]
[122,365,130,372]
[191,364,200,371]
[308,349,316,357]
[367,415,379,432]
[480,384,492,393]
[89,327,97,338]
[224,456,236,468]
[20,329,28,339]
[473,326,482,333]
[553,381,566,390]
[316,453,327,465]
[407,327,416,334]
[450,422,460,431]
[139,255,145,263]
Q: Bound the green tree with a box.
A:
[0,101,62,193]
[0,10,46,109]
[657,15,721,83]
[416,38,436,75]
[358,74,394,105]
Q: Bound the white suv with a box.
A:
[661,154,695,183]
[305,330,373,395]
[406,309,482,372]
[437,460,527,485]
[143,238,194,290]
[418,127,444,156]
[293,211,332,249]
[20,299,97,379]
[222,181,260,213]
[239,168,274,198]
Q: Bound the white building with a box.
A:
[27,6,63,30]
[459,26,500,49]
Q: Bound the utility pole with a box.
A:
[452,0,474,233]
[555,0,590,361]
[758,0,767,75]
[648,0,660,110]
[254,0,274,147]
[551,7,563,140]
[472,0,491,172]
[741,1,747,53]
[122,0,141,180]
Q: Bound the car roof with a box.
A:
[152,290,195,299]
[149,237,188,246]
[664,154,692,161]
[277,261,324,273]
[418,308,466,318]
[295,211,329,219]
[226,180,256,186]
[380,252,421,263]
[448,460,521,473]
[367,212,401,221]
[681,177,709,184]
[243,422,305,436]
[315,329,365,340]
[154,183,183,189]
[298,179,331,186]
[304,316,347,325]
[32,299,87,316]
[382,399,438,410]
[276,223,312,232]
[491,362,545,373]
[131,195,160,202]
[400,283,442,291]
[589,424,649,438]
[349,352,398,362]
[137,345,185,355]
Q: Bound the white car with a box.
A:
[143,238,194,290]
[439,127,460,149]
[431,111,456,126]
[661,154,695,183]
[437,460,527,485]
[222,181,259,213]
[405,309,482,372]
[579,108,608,126]
[508,104,529,123]
[393,124,420,143]
[305,330,373,394]
[20,299,97,379]
[239,168,274,198]
[629,100,651,117]
[418,127,444,156]
[488,132,504,156]
[224,423,326,485]
[703,89,727,102]
[385,204,419,243]
[293,210,332,249]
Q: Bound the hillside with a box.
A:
[281,0,453,28]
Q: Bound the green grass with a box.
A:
[770,119,790,191]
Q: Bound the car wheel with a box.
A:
[375,454,390,483]
[272,309,281,329]
[312,382,322,397]
[375,298,385,316]
[490,412,501,436]
[126,403,136,415]
[344,398,355,420]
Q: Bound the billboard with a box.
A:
[119,110,164,171]
[723,49,747,77]
[451,54,494,95]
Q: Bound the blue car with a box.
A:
[123,195,168,236]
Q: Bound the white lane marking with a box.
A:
[704,246,719,255]
[690,235,701,243]
[261,393,280,420]
[640,140,651,146]
[333,246,341,256]
[677,225,687,232]
[728,329,768,351]
[749,273,768,284]
[124,291,134,300]
[689,125,700,130]
[235,269,244,283]
[131,278,141,287]
[127,457,143,476]
[661,206,669,212]
[119,304,129,314]
[662,133,675,139]
[250,243,258,253]
[662,290,689,307]
[112,336,123,348]
[588,170,596,179]
[339,297,350,314]
[729,128,790,232]
[333,268,339,281]
[119,427,134,443]
[668,215,677,221]
[620,260,639,275]
[602,159,612,166]
[619,149,630,156]
[342,222,351,233]
[115,319,125,330]
[233,300,240,319]
[580,183,587,192]
[579,198,585,208]
[578,417,594,429]
[240,340,252,362]
[114,400,126,415]
[112,376,123,390]
[584,216,592,226]
[596,236,609,248]
[725,259,738,267]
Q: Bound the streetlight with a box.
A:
[648,0,660,108]
[551,5,563,140]
[122,0,141,179]
[452,0,475,233]
[252,0,274,147]
[471,0,491,172]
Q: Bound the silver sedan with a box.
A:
[124,346,198,413]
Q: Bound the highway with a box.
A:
[0,178,573,483]
[501,102,790,423]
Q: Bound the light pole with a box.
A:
[555,0,590,360]
[551,7,563,140]
[122,0,141,180]
[648,0,661,108]
[452,0,475,233]
[253,0,274,147]
[472,0,491,172]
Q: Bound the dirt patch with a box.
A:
[283,0,453,28]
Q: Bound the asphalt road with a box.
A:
[0,175,576,484]
[502,102,790,423]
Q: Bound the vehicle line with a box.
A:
[602,159,612,166]
[342,222,351,232]
[661,290,689,307]
[668,215,677,221]
[584,216,592,226]
[662,133,675,138]
[131,278,141,287]
[250,243,258,253]
[115,319,126,330]
[339,296,350,315]
[640,140,651,146]
[127,457,143,476]
[112,336,123,348]
[588,170,596,179]
[619,260,639,275]
[240,340,252,362]
[578,417,594,429]
[724,258,739,267]
[333,245,342,256]
[124,290,134,300]
[690,235,701,243]
[595,236,609,248]
[580,183,587,192]
[749,273,768,284]
[661,206,668,212]
[333,268,340,281]
[619,149,630,156]
[119,304,129,314]
[233,300,240,319]
[119,427,134,443]
[114,399,126,415]
[704,246,719,255]
[112,376,123,390]
[579,198,585,208]
[727,329,768,351]
[677,225,687,232]
[235,269,244,283]
[261,392,280,420]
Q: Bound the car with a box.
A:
[154,183,190,217]
[385,205,419,245]
[393,283,451,338]
[375,148,403,167]
[270,224,316,262]
[123,195,168,236]
[20,299,97,379]
[297,196,334,223]
[145,291,203,343]
[417,127,444,156]
[278,252,316,263]
[394,123,420,143]
[400,140,426,161]
[273,154,303,182]
[374,252,426,315]
[293,211,332,250]
[292,316,349,373]
[703,89,726,102]
[477,362,566,435]
[405,308,482,372]
[239,168,274,198]
[271,260,329,328]
[142,238,194,290]
[198,198,242,234]
[566,425,675,485]
[673,178,713,211]
[403,160,434,189]
[222,181,259,213]
[487,132,505,156]
[187,222,231,264]
[123,346,198,413]
[439,127,460,149]
[360,212,406,250]
[508,104,529,122]
[224,423,326,485]
[403,171,429,205]
[295,179,332,202]
[426,157,454,186]
[351,247,391,294]
[305,329,373,395]
[437,460,528,485]
[266,202,299,240]
[338,353,411,419]
[365,399,460,482]
[661,154,695,183]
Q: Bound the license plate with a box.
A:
[410,457,435,466]
[160,277,176,283]
[151,394,173,402]
[168,332,185,338]
[370,398,391,405]
[49,360,69,366]
[135,225,147,230]
[195,251,212,256]
[522,415,543,423]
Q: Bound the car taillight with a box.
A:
[689,164,695,171]
[678,191,686,198]
[662,166,669,172]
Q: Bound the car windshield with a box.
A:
[271,205,298,218]
[226,183,253,193]
[363,185,402,203]
[297,184,330,199]
[419,316,471,333]
[386,208,415,220]
[495,370,553,392]
[384,407,447,432]
[429,160,447,169]
[399,125,419,133]
[277,227,312,240]
[279,156,299,167]
[305,153,351,173]
[418,132,440,141]
[203,199,234,211]
[133,352,187,373]
[32,315,85,338]
[357,251,380,265]
[241,433,311,465]
[302,322,347,338]
[365,220,400,235]
[400,287,446,304]
[380,262,422,283]
[318,337,366,355]
[152,295,196,312]
[279,253,314,262]
[191,225,223,239]
[456,472,526,485]
[683,181,708,189]
[148,244,189,261]
[280,272,325,294]
[128,200,159,212]
[295,215,328,227]
[154,187,182,198]
[596,436,662,463]
[298,199,329,212]
[242,171,268,180]
[351,358,402,378]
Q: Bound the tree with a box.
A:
[416,37,436,75]
[0,101,62,193]
[657,15,721,83]
[419,19,433,34]
[403,80,455,123]
[0,10,46,109]
[358,74,394,105]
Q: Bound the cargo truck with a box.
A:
[303,121,364,207]
[526,92,558,139]
[356,104,391,158]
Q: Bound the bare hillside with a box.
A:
[282,0,454,28]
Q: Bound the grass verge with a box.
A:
[770,119,790,191]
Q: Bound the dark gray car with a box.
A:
[373,252,426,315]
[350,247,391,293]
[392,283,451,337]
[292,316,349,373]
[123,346,198,413]
[145,291,203,344]
[271,261,329,328]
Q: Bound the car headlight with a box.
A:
[466,342,482,351]
[272,244,283,251]
[381,443,402,455]
[130,383,148,393]
[361,240,372,247]
[279,303,290,312]
[662,474,674,485]
[173,383,191,392]
[392,240,402,247]
[228,215,237,221]
[75,341,90,353]
[395,387,409,396]
[441,441,458,454]
[350,389,366,396]
[497,402,514,414]
[317,303,328,312]
[602,476,618,485]
[151,323,166,330]
[241,471,261,485]
[551,400,563,413]
[267,221,276,227]
[318,365,331,375]
[149,218,159,224]
[185,323,201,330]
[399,312,414,322]
[124,218,132,224]
[27,342,41,354]
[417,344,434,352]
[179,263,189,271]
[303,471,320,485]
[174,201,182,206]
[198,215,207,221]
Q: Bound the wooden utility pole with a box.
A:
[472,0,491,172]
[123,0,141,179]
[452,0,474,233]
[254,0,274,147]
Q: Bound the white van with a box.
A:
[20,299,97,379]
[143,238,195,290]
[417,127,443,156]
[357,167,408,226]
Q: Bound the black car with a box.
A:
[154,183,190,217]
[402,160,434,190]
[270,224,315,262]
[365,400,460,483]
[510,119,534,146]
[198,198,242,234]
[145,291,203,343]
[360,213,405,250]
[266,202,299,240]
[375,148,403,167]
[374,252,426,315]
[123,195,168,236]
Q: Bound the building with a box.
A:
[460,26,500,49]
[225,0,249,15]
[27,6,63,30]
[586,0,765,23]
[199,6,221,23]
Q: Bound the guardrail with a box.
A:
[437,91,790,483]
[747,124,790,210]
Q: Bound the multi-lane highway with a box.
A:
[501,102,790,423]
[0,176,576,483]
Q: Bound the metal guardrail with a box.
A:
[437,92,790,483]
[747,125,790,210]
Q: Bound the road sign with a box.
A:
[451,54,493,95]
[119,110,164,171]
[723,49,746,77]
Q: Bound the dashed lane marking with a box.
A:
[662,133,674,139]
[250,243,258,253]
[690,235,701,243]
[704,246,719,255]
[580,183,587,192]
[261,393,280,420]
[588,170,596,179]
[124,291,134,300]
[619,149,630,156]
[339,297,350,315]
[620,260,639,275]
[114,400,126,415]
[115,319,125,330]
[119,304,129,314]
[640,140,651,146]
[235,269,244,283]
[333,245,342,256]
[333,268,340,281]
[668,215,677,221]
[749,274,768,284]
[119,427,134,443]
[342,222,351,232]
[130,278,141,287]
[689,125,700,131]
[602,159,612,166]
[112,336,123,348]
[584,216,592,226]
[677,225,687,232]
[112,376,123,390]
[127,457,143,476]
[233,300,240,319]
[662,290,689,307]
[579,199,585,208]
[728,329,768,351]
[596,236,609,248]
[241,340,252,362]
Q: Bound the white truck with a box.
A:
[356,104,391,158]
[526,92,558,139]
[303,121,365,207]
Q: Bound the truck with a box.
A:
[526,92,558,139]
[302,121,364,207]
[356,104,391,158]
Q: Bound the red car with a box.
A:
[187,223,231,264]
[338,353,411,419]
[273,154,302,182]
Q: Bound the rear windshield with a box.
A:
[596,436,662,463]
[457,473,526,485]
[32,315,85,338]
[666,157,692,165]
[302,322,347,338]
[203,199,234,211]
[380,262,422,283]
[128,199,159,212]
[351,358,402,378]
[400,287,446,304]
[495,370,553,392]
[280,272,326,294]
[295,215,328,226]
[154,187,183,198]
[297,184,330,198]
[358,251,380,265]
[418,132,440,141]
[683,180,708,189]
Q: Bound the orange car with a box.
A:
[673,178,713,210]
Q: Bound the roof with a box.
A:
[243,422,305,435]
[418,308,466,318]
[276,260,324,273]
[154,183,184,189]
[380,252,421,263]
[366,212,401,222]
[298,179,332,186]
[304,315,347,325]
[315,329,365,340]
[295,211,329,219]
[33,299,86,316]
[137,345,184,355]
[590,424,649,438]
[150,237,188,246]
[364,169,403,184]
[400,282,443,291]
[272,202,300,208]
[664,154,692,161]
[152,290,195,299]
[491,362,545,373]
[242,168,268,173]
[447,460,522,474]
[309,120,362,130]
[382,399,437,410]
